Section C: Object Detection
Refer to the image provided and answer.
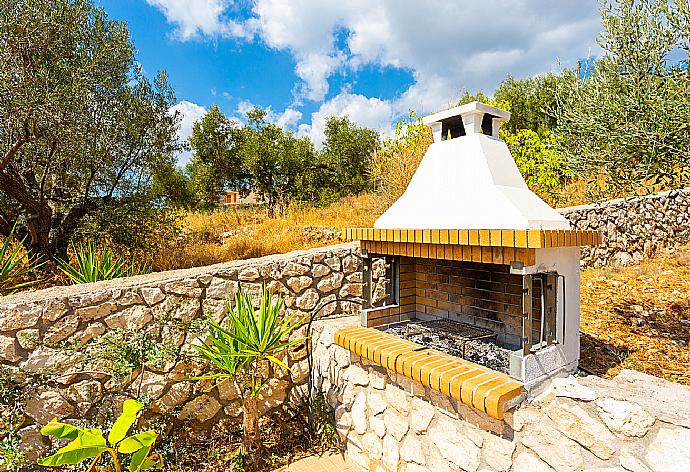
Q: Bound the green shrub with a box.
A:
[56,241,151,284]
[38,399,162,472]
[0,224,43,295]
[192,287,305,470]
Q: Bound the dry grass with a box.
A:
[153,194,385,271]
[580,246,690,385]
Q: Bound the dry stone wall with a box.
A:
[312,316,690,472]
[0,242,391,463]
[559,188,690,267]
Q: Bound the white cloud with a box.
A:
[235,100,302,130]
[298,93,395,147]
[153,1,602,138]
[146,0,250,40]
[169,100,207,167]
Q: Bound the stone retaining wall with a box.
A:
[312,317,690,472]
[0,242,389,463]
[559,187,690,267]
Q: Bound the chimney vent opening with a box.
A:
[441,116,466,140]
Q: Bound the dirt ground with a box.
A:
[579,245,690,385]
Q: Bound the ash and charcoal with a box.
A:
[383,322,511,374]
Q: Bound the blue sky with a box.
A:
[98,1,602,166]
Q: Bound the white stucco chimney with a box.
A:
[374,101,571,231]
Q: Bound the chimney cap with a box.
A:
[422,101,510,127]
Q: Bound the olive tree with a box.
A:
[556,0,690,198]
[0,0,181,260]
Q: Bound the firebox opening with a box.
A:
[362,256,561,378]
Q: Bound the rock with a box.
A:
[16,328,40,350]
[383,408,408,441]
[286,276,312,293]
[345,364,369,386]
[339,283,363,298]
[75,302,117,321]
[400,434,426,465]
[0,334,21,362]
[152,382,192,414]
[104,305,153,331]
[116,290,143,306]
[520,420,584,472]
[296,289,319,311]
[18,425,50,464]
[312,264,331,278]
[72,322,106,344]
[362,431,383,459]
[511,407,547,431]
[382,434,400,470]
[68,291,109,308]
[42,298,70,322]
[43,314,80,343]
[368,392,387,415]
[317,272,344,292]
[547,399,616,460]
[620,447,651,472]
[258,379,289,413]
[369,369,386,389]
[580,369,690,428]
[290,360,309,384]
[483,433,515,471]
[206,278,234,299]
[21,347,71,372]
[67,380,103,414]
[645,427,690,472]
[385,383,409,414]
[237,267,260,281]
[370,415,386,438]
[323,256,341,271]
[352,392,368,434]
[137,372,167,400]
[343,255,359,274]
[178,394,221,422]
[596,398,655,437]
[0,303,42,330]
[141,288,165,305]
[410,397,436,433]
[552,376,597,401]
[25,391,74,424]
[513,452,553,472]
[164,280,203,298]
[283,262,310,276]
[428,415,481,472]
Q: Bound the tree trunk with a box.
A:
[241,395,261,471]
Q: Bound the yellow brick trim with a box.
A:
[334,327,523,420]
[346,228,600,248]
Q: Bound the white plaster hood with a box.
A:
[374,102,571,231]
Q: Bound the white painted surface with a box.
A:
[374,133,571,230]
[422,101,510,132]
[521,246,581,388]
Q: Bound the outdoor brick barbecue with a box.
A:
[338,101,600,420]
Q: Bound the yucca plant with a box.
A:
[56,241,151,284]
[38,399,162,471]
[192,287,305,470]
[0,224,43,295]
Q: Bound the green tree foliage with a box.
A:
[240,108,316,213]
[316,116,380,203]
[0,0,182,260]
[494,72,577,134]
[456,74,576,203]
[39,400,163,472]
[187,105,248,208]
[556,0,690,197]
